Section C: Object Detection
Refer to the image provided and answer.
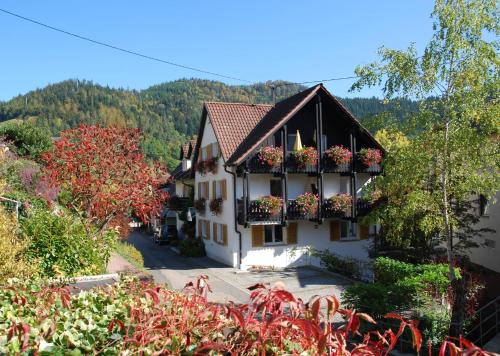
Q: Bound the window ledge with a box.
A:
[338,237,360,242]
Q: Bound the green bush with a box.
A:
[0,121,52,159]
[115,241,144,268]
[21,208,115,277]
[309,249,362,279]
[179,237,206,257]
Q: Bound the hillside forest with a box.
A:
[0,79,417,170]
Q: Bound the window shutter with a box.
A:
[207,144,213,159]
[206,221,211,240]
[213,223,218,242]
[251,226,264,247]
[222,224,228,246]
[212,143,219,158]
[212,181,217,199]
[360,224,370,239]
[204,182,209,199]
[287,223,298,244]
[330,221,340,241]
[197,182,201,199]
[221,179,227,200]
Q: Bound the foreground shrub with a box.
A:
[0,121,53,159]
[21,208,115,277]
[0,207,37,281]
[0,277,487,355]
[179,237,206,257]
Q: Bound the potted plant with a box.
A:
[323,194,352,215]
[289,146,318,168]
[205,157,219,174]
[209,198,223,215]
[358,148,382,167]
[194,198,206,213]
[291,192,319,216]
[257,146,283,167]
[196,161,207,175]
[324,145,352,165]
[253,195,283,215]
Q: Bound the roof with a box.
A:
[204,102,273,162]
[195,84,382,166]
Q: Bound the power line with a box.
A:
[0,7,252,84]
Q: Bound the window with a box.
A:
[199,219,208,239]
[270,179,282,197]
[201,146,207,160]
[340,221,357,240]
[264,225,284,245]
[339,177,350,194]
[321,134,327,153]
[212,143,219,158]
[479,194,489,216]
[215,223,224,244]
[213,180,226,200]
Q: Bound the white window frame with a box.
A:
[215,223,224,244]
[264,225,285,245]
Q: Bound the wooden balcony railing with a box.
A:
[322,200,352,219]
[246,155,281,174]
[286,199,318,220]
[237,199,282,225]
[322,155,352,174]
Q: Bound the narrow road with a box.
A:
[126,229,251,304]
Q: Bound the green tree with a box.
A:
[351,0,499,335]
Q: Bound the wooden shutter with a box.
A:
[213,223,218,243]
[251,226,264,247]
[203,182,209,199]
[287,223,298,244]
[221,179,227,200]
[330,221,340,241]
[222,224,228,246]
[207,144,213,159]
[205,221,211,240]
[212,142,219,158]
[212,181,216,199]
[360,224,370,239]
[197,182,201,199]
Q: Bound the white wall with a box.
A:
[239,220,371,270]
[466,193,500,273]
[195,115,239,267]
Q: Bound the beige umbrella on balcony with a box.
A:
[293,130,303,151]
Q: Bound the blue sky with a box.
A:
[0,1,435,101]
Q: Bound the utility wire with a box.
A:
[0,7,252,83]
[0,7,365,89]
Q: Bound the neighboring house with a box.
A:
[193,84,384,270]
[170,139,197,236]
[466,193,500,273]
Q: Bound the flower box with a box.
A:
[256,146,283,168]
[209,198,223,215]
[194,198,206,213]
[289,193,319,217]
[253,196,283,215]
[358,148,382,168]
[323,194,352,215]
[324,145,352,165]
[289,147,318,169]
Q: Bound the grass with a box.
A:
[114,241,144,270]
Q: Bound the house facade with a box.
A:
[192,84,384,270]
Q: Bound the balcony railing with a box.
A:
[237,199,282,225]
[247,155,281,174]
[322,155,352,174]
[285,157,317,173]
[322,201,352,219]
[286,199,318,220]
[355,156,382,175]
[356,200,373,217]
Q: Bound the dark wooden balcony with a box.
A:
[237,199,282,225]
[286,199,318,220]
[322,200,352,219]
[356,199,373,217]
[247,155,281,174]
[354,155,382,175]
[168,196,192,212]
[321,155,352,174]
[285,155,317,174]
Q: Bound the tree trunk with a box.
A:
[441,121,455,282]
[449,272,468,338]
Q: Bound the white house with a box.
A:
[192,84,384,270]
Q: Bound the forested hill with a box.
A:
[0,79,417,169]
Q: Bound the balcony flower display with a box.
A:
[196,160,207,175]
[289,147,318,168]
[194,198,206,213]
[323,194,352,214]
[291,192,319,215]
[324,145,352,165]
[358,148,382,167]
[253,195,282,215]
[196,157,218,175]
[209,198,223,215]
[257,146,283,167]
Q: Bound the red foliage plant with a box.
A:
[42,125,168,236]
[2,277,493,355]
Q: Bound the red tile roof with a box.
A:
[205,102,273,161]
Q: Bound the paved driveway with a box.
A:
[126,229,352,304]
